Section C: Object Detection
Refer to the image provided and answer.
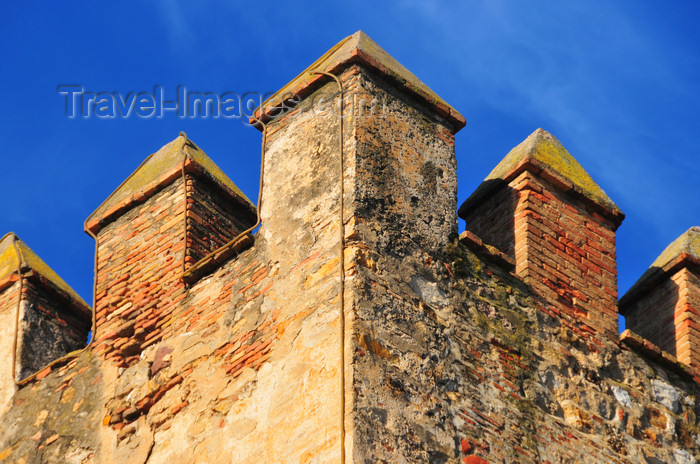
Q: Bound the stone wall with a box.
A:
[3,233,700,463]
[0,30,699,464]
[461,130,623,346]
[0,233,92,421]
[509,169,620,343]
[345,233,700,463]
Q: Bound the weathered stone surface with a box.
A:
[651,378,683,414]
[0,354,103,463]
[253,30,466,131]
[0,31,698,464]
[460,130,623,345]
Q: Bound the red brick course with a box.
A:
[624,268,700,368]
[465,170,620,345]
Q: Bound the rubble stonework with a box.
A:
[459,129,625,346]
[0,31,699,463]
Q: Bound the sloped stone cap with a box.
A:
[649,226,700,271]
[251,30,466,132]
[620,226,700,312]
[86,134,256,233]
[459,129,624,226]
[0,233,91,317]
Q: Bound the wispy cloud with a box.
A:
[399,0,699,241]
[150,0,197,49]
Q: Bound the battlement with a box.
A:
[86,133,257,366]
[0,31,698,464]
[252,30,466,132]
[621,227,700,368]
[0,233,91,413]
[459,129,624,346]
[85,133,256,235]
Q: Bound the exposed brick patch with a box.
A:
[184,174,254,266]
[620,329,699,381]
[93,180,188,366]
[463,456,489,464]
[92,166,260,367]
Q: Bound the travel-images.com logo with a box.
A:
[57,85,387,124]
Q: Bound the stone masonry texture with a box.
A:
[16,277,91,380]
[1,31,699,464]
[460,129,623,347]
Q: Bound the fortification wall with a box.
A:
[0,31,699,464]
[347,234,700,463]
[16,278,90,381]
[92,179,189,367]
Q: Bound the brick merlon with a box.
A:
[0,232,91,320]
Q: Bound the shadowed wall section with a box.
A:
[0,234,91,416]
[621,227,700,368]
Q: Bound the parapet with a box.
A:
[1,30,700,464]
[254,30,464,258]
[459,129,624,344]
[0,234,91,306]
[0,233,91,411]
[620,226,700,368]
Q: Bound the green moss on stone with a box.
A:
[460,128,622,219]
[256,31,466,130]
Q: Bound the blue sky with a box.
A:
[1,2,698,330]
